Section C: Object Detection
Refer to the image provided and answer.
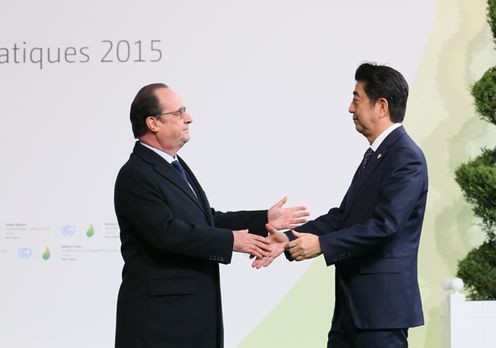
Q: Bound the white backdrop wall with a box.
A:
[0,1,438,347]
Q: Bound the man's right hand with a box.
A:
[251,224,289,269]
[233,229,270,259]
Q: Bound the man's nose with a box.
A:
[348,102,355,114]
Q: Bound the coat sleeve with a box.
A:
[212,209,268,236]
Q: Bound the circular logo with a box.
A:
[18,248,32,259]
[61,225,76,236]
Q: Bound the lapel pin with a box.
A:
[377,154,382,159]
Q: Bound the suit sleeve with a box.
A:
[294,206,345,237]
[320,146,427,265]
[212,209,268,236]
[283,202,345,260]
[115,166,234,264]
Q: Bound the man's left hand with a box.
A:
[267,196,309,230]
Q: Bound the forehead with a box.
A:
[154,87,183,110]
[353,81,368,99]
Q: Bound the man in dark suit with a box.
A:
[258,63,428,347]
[114,83,308,348]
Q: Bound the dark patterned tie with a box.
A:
[359,148,374,175]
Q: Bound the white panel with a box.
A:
[0,1,437,347]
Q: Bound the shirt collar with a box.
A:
[370,123,402,152]
[140,141,177,164]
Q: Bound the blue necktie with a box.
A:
[171,160,198,198]
[171,160,189,184]
[359,148,374,174]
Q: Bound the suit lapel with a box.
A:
[132,142,208,216]
[154,163,205,210]
[343,127,406,218]
[178,156,215,226]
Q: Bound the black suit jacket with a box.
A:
[293,126,427,330]
[114,142,267,348]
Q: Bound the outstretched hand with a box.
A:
[267,196,309,230]
[252,224,289,269]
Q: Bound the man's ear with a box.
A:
[145,116,160,133]
[377,98,390,120]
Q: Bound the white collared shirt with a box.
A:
[370,123,402,152]
[140,141,177,163]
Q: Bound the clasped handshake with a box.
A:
[231,197,322,268]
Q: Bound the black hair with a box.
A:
[130,83,169,138]
[355,63,409,122]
